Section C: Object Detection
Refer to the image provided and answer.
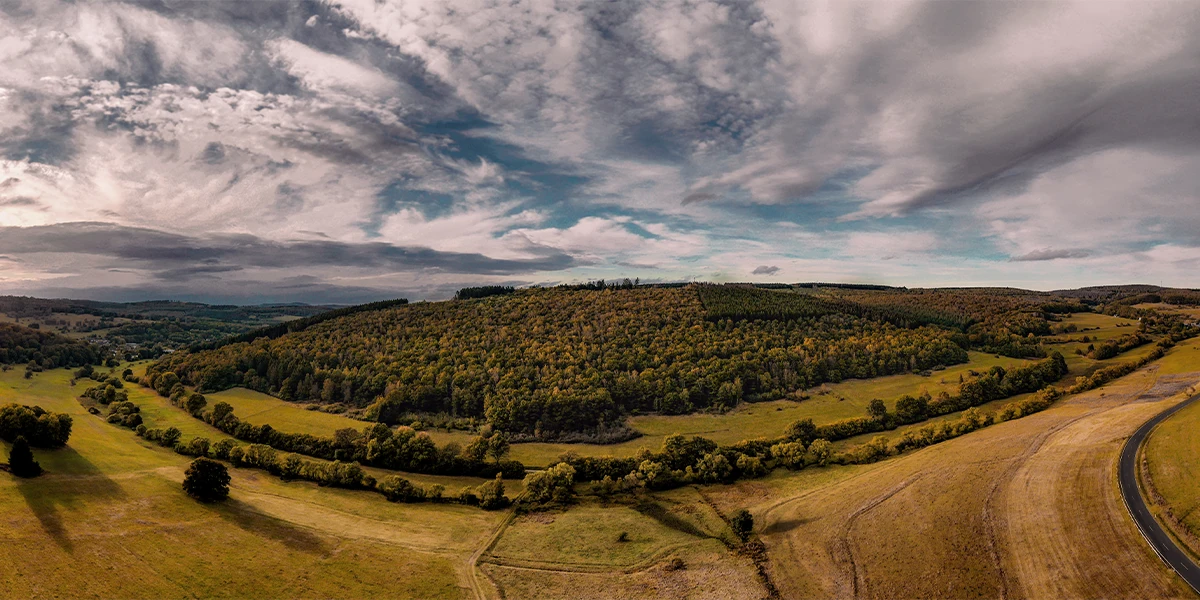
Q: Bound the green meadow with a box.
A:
[0,365,496,598]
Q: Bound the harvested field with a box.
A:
[717,352,1200,598]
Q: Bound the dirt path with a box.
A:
[467,506,517,600]
[756,365,1198,599]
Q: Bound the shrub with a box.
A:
[477,474,508,509]
[694,452,732,483]
[377,475,426,502]
[523,462,575,504]
[160,427,182,448]
[278,454,303,480]
[177,437,210,457]
[730,509,753,541]
[805,439,832,466]
[769,441,806,469]
[183,457,230,502]
[785,418,817,445]
[735,454,767,478]
[185,393,207,416]
[210,439,236,460]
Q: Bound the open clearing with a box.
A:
[205,387,372,437]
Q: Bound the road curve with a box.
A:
[1118,392,1200,596]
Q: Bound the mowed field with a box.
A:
[0,366,497,599]
[683,339,1200,599]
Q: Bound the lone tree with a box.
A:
[730,508,753,542]
[487,432,510,463]
[8,436,42,478]
[867,398,888,422]
[182,457,230,502]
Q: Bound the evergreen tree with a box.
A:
[8,436,42,477]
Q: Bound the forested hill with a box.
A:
[0,322,102,368]
[148,285,1090,438]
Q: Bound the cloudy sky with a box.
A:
[1,0,1199,303]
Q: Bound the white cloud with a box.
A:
[978,147,1200,258]
[267,38,404,99]
[3,0,1200,300]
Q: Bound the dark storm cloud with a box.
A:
[1009,248,1092,262]
[0,222,576,275]
[152,264,245,281]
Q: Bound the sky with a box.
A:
[1,0,1199,304]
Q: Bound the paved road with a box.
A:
[1118,392,1200,596]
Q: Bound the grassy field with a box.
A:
[481,540,764,600]
[205,387,372,437]
[193,387,480,449]
[490,501,706,568]
[4,325,1199,597]
[0,365,499,598]
[1158,335,1200,375]
[1140,363,1200,561]
[481,486,765,598]
[1050,312,1141,368]
[0,311,123,336]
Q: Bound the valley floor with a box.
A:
[4,334,1200,598]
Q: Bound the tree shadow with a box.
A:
[12,445,127,553]
[759,516,814,535]
[15,476,73,552]
[201,497,329,555]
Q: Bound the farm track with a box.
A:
[835,476,921,598]
[757,364,1198,599]
[469,506,517,600]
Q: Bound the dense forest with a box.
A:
[148,285,1100,437]
[0,322,102,368]
[0,295,338,353]
[826,287,1092,358]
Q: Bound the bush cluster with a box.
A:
[0,403,73,447]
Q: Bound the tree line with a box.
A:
[98,394,522,510]
[133,379,526,479]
